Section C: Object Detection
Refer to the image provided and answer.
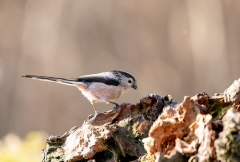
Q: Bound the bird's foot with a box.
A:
[109,102,119,108]
[113,104,120,111]
[88,111,98,120]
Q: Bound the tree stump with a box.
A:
[42,79,240,162]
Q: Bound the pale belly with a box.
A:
[76,82,122,103]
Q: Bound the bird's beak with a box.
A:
[133,85,138,90]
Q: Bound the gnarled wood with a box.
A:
[42,79,240,162]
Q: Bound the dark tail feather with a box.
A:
[22,75,76,86]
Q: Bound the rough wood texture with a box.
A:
[42,94,165,162]
[42,79,240,162]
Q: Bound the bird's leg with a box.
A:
[109,101,119,108]
[91,103,98,115]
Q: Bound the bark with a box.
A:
[42,78,240,162]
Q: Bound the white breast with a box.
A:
[76,82,122,104]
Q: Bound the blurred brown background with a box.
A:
[0,0,239,138]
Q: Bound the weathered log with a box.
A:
[42,94,166,162]
[42,79,240,162]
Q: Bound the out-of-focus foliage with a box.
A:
[0,132,47,162]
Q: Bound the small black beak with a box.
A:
[133,85,138,90]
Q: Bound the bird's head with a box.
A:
[111,70,138,92]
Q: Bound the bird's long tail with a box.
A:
[22,75,77,86]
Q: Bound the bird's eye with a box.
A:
[128,80,132,83]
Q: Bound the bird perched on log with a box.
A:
[22,70,138,114]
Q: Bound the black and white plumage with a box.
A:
[22,70,137,114]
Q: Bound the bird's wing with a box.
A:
[74,73,120,86]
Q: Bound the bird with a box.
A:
[22,70,138,114]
